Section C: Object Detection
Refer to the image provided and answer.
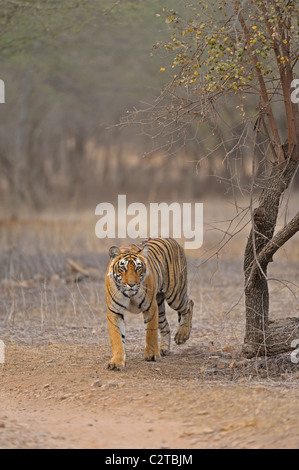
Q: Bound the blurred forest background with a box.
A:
[0,0,295,219]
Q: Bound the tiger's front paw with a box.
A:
[144,346,160,362]
[105,356,125,371]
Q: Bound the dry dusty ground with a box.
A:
[0,204,298,449]
[1,344,299,449]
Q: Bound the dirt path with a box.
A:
[1,344,299,449]
[0,219,298,449]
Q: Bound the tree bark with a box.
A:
[242,158,299,358]
[266,318,299,356]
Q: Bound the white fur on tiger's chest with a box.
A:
[127,301,143,314]
[127,290,145,314]
[111,287,144,315]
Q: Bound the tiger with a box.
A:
[105,237,193,370]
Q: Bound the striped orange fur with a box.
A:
[105,237,193,370]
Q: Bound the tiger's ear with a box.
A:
[141,245,149,257]
[108,246,120,259]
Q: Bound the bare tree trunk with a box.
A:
[242,157,299,358]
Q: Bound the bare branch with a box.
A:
[258,211,299,267]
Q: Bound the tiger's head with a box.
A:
[108,246,148,297]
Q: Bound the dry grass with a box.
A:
[0,197,298,381]
[0,197,299,448]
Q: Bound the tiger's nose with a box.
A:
[128,282,136,287]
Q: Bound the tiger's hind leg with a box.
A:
[157,293,171,356]
[174,299,193,345]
